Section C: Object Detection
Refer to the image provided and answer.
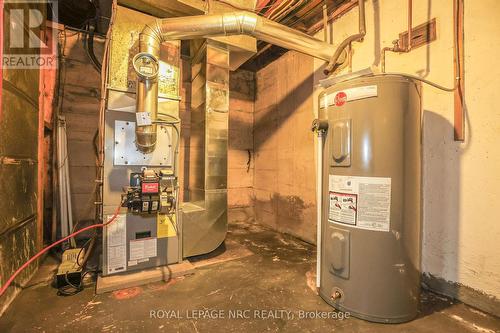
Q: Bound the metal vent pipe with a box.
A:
[133,10,352,152]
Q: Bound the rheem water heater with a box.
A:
[319,75,421,323]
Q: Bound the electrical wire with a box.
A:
[57,270,95,296]
[153,116,181,175]
[379,73,458,92]
[0,201,123,298]
[155,113,181,124]
[85,26,102,73]
[328,72,458,92]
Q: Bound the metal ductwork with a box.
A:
[182,42,231,256]
[133,10,351,153]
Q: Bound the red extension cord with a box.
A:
[0,204,123,297]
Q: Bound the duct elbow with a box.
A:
[139,21,163,55]
[221,11,258,34]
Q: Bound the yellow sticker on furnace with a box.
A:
[157,214,177,238]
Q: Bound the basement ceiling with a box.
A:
[242,0,355,69]
[52,0,355,70]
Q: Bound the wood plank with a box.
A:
[96,261,195,294]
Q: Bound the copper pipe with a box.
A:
[380,0,413,73]
[380,46,394,73]
[322,3,328,42]
[323,0,365,75]
[407,0,412,51]
[134,11,348,152]
[308,0,358,35]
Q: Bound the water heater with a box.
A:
[318,75,421,323]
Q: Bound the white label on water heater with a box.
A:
[106,214,127,274]
[328,175,391,232]
[321,85,377,108]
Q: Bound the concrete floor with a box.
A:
[1,220,499,332]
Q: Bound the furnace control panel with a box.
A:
[122,168,177,215]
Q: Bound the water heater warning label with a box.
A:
[329,192,357,225]
[328,175,391,232]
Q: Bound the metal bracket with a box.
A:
[114,120,173,166]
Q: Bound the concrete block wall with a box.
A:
[253,51,317,244]
[228,69,255,222]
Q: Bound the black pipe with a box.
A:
[86,23,102,73]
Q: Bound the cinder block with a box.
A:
[228,149,253,169]
[228,187,254,208]
[228,207,255,223]
[254,169,278,192]
[230,97,254,113]
[230,69,255,99]
[254,117,278,151]
[276,154,294,187]
[254,148,277,172]
[255,74,278,110]
[228,167,253,189]
[229,107,253,127]
[254,208,277,230]
[293,110,315,145]
[229,129,253,150]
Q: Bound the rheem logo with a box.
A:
[334,91,347,107]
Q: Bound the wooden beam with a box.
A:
[0,0,3,123]
[453,0,465,141]
[118,0,204,18]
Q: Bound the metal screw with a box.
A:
[331,291,342,300]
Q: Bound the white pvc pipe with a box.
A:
[57,118,68,239]
[62,125,74,234]
[316,131,324,289]
[61,123,75,247]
